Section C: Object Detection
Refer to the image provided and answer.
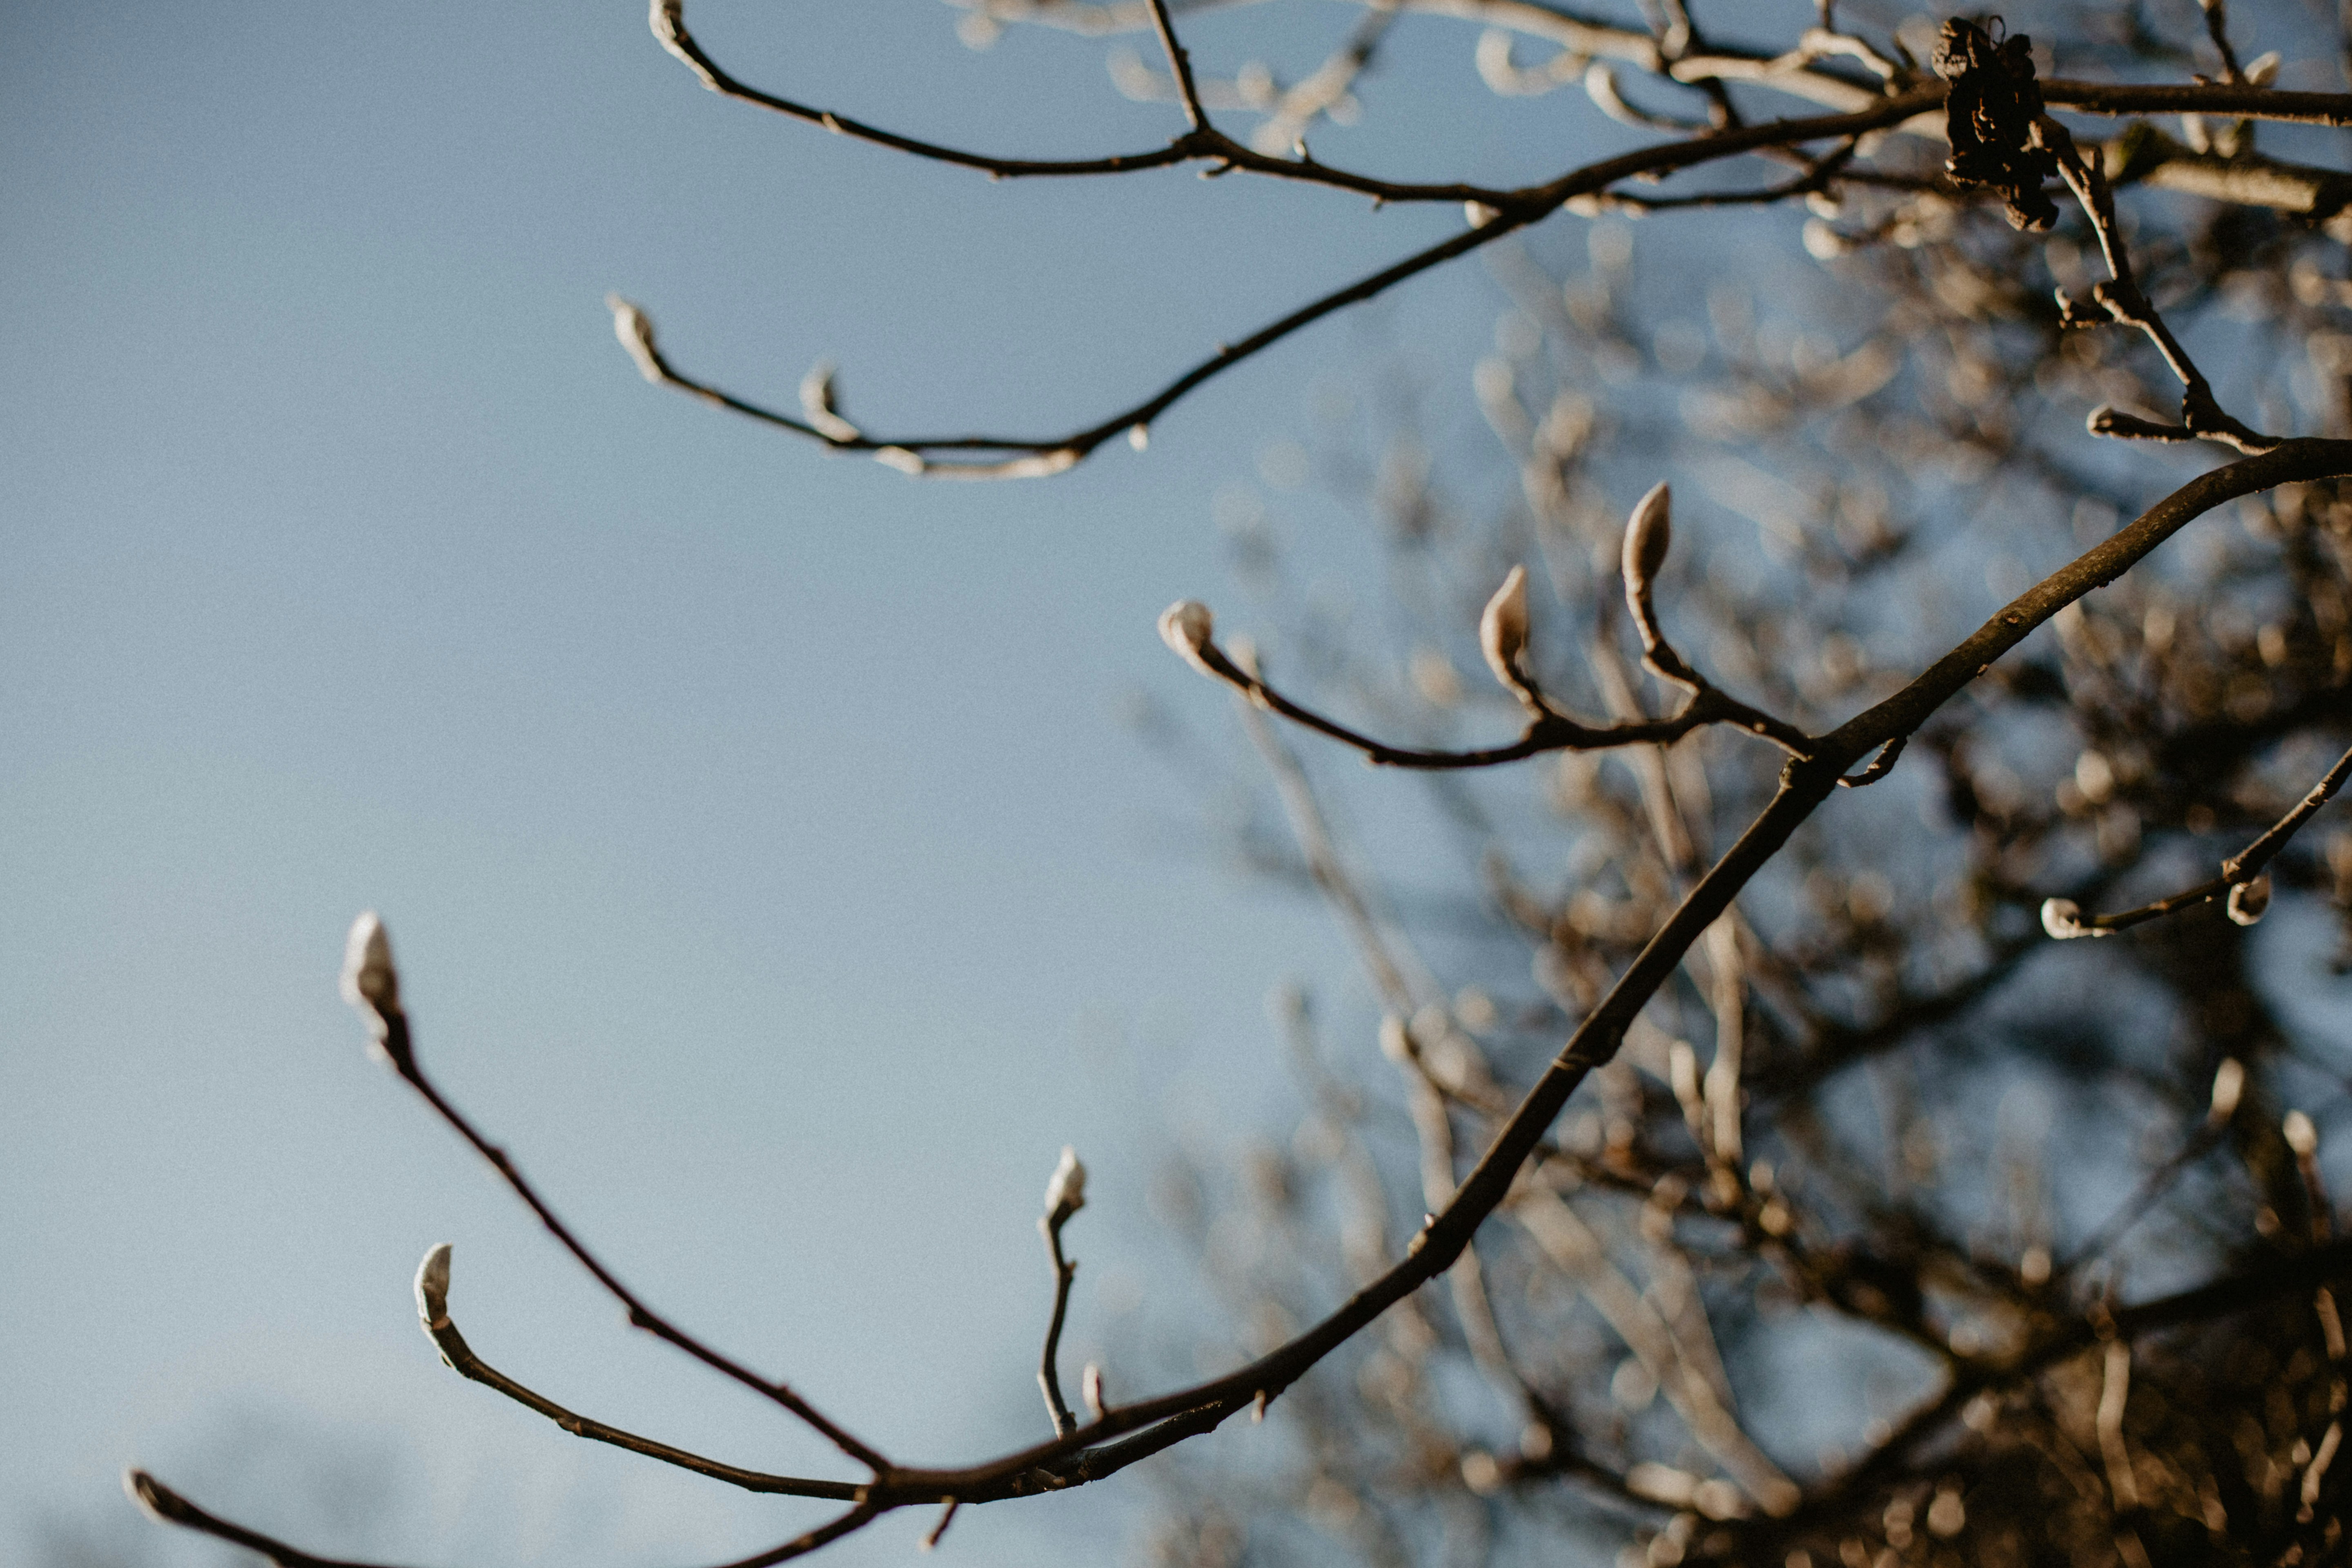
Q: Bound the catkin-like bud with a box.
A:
[2285,1109,2319,1158]
[2039,898,2089,940]
[341,912,400,1014]
[1158,601,1216,674]
[606,295,664,383]
[1620,483,1673,628]
[2209,1057,2245,1126]
[1045,1146,1087,1222]
[2227,874,2271,926]
[1478,566,1530,693]
[415,1243,454,1332]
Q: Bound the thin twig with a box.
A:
[2045,741,2352,936]
[1037,1212,1081,1438]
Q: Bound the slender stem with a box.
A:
[1143,0,1211,131]
[381,1015,890,1474]
[1036,1215,1080,1438]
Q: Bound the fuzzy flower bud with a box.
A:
[1158,601,1216,674]
[606,295,664,384]
[2227,874,2271,927]
[341,912,400,1015]
[1044,1145,1087,1223]
[2208,1057,2245,1127]
[2285,1109,2319,1159]
[414,1243,453,1332]
[1620,482,1673,622]
[1478,566,1530,693]
[2039,898,2092,940]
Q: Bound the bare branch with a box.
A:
[409,1244,862,1500]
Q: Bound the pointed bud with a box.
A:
[1045,1145,1087,1222]
[797,362,859,443]
[341,912,400,1014]
[2227,874,2271,927]
[1479,566,1530,692]
[2285,1109,2319,1159]
[2245,51,2282,87]
[1082,1362,1107,1420]
[123,1470,185,1526]
[2040,898,2091,940]
[1621,483,1673,616]
[606,295,664,384]
[650,0,685,47]
[1158,601,1216,674]
[415,1243,454,1332]
[2208,1057,2245,1127]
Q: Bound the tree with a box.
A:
[126,2,2352,1564]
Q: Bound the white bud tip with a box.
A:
[2227,874,2271,926]
[1127,423,1149,452]
[2285,1110,2319,1158]
[2209,1057,2245,1125]
[650,0,685,45]
[606,295,662,383]
[1478,566,1530,689]
[2039,898,2089,940]
[1621,483,1673,594]
[1464,201,1500,228]
[1158,601,1215,667]
[415,1243,454,1331]
[1045,1145,1087,1218]
[340,911,399,1011]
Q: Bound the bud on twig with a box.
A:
[414,1243,454,1332]
[1620,483,1672,632]
[341,912,401,1017]
[2209,1057,2245,1127]
[797,362,860,443]
[1478,566,1531,698]
[2226,873,2271,927]
[1045,1145,1087,1225]
[1158,600,1217,675]
[2285,1109,2319,1159]
[1082,1362,1107,1420]
[606,295,665,384]
[2039,898,2100,940]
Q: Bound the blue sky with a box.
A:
[0,2,1647,1563]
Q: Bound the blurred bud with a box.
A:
[2039,898,2095,940]
[1478,566,1530,691]
[415,1243,453,1331]
[1379,1013,1413,1062]
[2227,874,2271,926]
[1157,600,1216,674]
[1045,1145,1087,1223]
[797,362,858,443]
[123,1470,185,1526]
[1621,483,1672,620]
[1463,201,1500,228]
[1459,1451,1502,1494]
[2285,1109,2319,1158]
[2245,51,2282,87]
[341,912,400,1015]
[2209,1057,2245,1126]
[1082,1362,1107,1419]
[1127,423,1150,452]
[606,295,664,383]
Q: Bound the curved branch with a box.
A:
[2042,739,2352,938]
[125,1472,886,1568]
[1166,622,1807,768]
[412,1246,862,1501]
[615,87,1939,475]
[368,1002,889,1474]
